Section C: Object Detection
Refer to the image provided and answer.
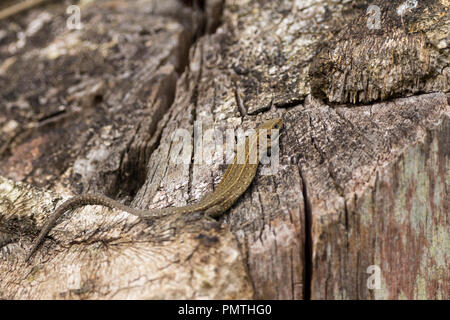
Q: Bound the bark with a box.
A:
[0,0,448,299]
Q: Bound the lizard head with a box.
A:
[257,118,283,147]
[258,118,283,131]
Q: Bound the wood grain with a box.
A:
[0,0,448,299]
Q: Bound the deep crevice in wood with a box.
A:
[299,167,312,300]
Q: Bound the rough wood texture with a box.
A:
[0,0,448,299]
[309,0,449,104]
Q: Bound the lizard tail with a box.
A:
[25,194,156,262]
[26,197,78,262]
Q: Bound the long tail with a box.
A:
[25,194,156,262]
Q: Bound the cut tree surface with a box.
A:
[0,0,448,299]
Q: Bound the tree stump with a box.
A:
[0,0,448,299]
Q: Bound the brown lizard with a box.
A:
[26,118,283,261]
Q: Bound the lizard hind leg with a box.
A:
[204,204,226,219]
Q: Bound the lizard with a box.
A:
[25,118,283,261]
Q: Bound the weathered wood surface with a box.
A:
[0,0,448,299]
